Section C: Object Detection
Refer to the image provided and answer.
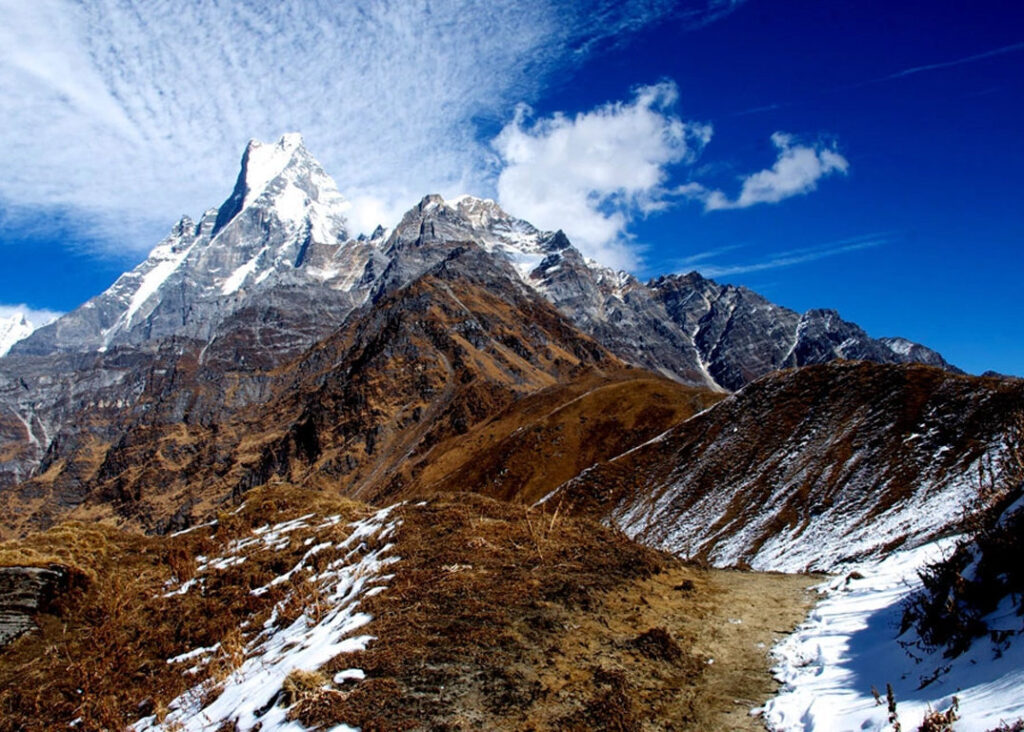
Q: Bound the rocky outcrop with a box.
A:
[0,564,70,646]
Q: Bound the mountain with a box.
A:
[0,242,625,537]
[10,134,951,389]
[0,134,955,526]
[0,135,1021,731]
[0,313,36,358]
[547,361,1024,571]
[13,134,371,359]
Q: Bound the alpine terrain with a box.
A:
[1,135,1021,731]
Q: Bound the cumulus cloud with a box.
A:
[686,132,849,211]
[492,82,712,269]
[0,0,740,251]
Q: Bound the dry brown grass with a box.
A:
[1,486,817,731]
[287,494,816,731]
[401,369,723,506]
[0,481,369,731]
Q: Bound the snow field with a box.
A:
[762,538,1024,731]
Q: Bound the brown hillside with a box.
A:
[1,246,716,540]
[390,369,723,506]
[554,361,1024,570]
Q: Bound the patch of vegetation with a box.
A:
[873,684,959,732]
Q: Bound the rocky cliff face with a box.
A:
[0,565,72,646]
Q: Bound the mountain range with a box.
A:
[0,134,1020,731]
[0,134,954,519]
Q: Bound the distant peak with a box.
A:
[171,214,195,238]
[409,194,515,231]
[417,193,445,210]
[239,133,309,203]
[213,133,344,236]
[448,193,497,208]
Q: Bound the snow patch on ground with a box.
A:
[763,539,1024,731]
[135,505,400,732]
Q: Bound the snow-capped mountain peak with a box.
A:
[12,135,369,356]
[9,136,955,394]
[213,132,349,242]
[239,133,306,210]
[384,193,569,283]
[0,312,33,357]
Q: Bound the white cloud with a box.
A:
[0,304,64,329]
[492,82,712,269]
[692,234,886,278]
[0,0,738,253]
[689,132,849,211]
[340,195,411,241]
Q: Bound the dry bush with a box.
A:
[988,720,1024,732]
[281,669,329,706]
[918,697,959,732]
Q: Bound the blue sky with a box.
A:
[0,0,1021,375]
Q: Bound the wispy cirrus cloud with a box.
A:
[690,233,888,278]
[671,243,745,269]
[854,41,1024,87]
[0,0,741,253]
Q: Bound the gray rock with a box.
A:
[0,565,69,646]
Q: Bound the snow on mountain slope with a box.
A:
[12,134,367,356]
[0,312,35,357]
[380,192,559,288]
[551,362,1024,572]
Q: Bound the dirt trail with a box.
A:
[686,568,821,730]
[530,564,820,731]
[304,497,823,731]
